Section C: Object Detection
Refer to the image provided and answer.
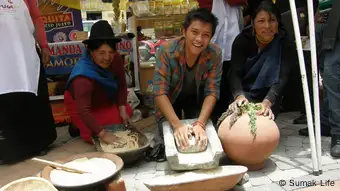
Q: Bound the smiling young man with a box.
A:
[153,8,222,153]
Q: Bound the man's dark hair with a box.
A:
[251,0,281,22]
[183,8,219,37]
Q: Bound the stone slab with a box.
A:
[246,183,285,191]
[163,119,224,171]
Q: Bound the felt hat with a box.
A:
[82,20,122,44]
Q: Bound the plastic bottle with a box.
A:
[144,80,154,108]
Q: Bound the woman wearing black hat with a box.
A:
[64,20,133,144]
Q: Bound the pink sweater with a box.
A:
[24,0,48,49]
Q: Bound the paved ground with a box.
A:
[1,112,340,191]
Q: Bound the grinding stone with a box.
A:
[176,126,208,153]
[163,119,224,171]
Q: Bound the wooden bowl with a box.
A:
[0,177,57,191]
[40,152,124,190]
[144,165,248,191]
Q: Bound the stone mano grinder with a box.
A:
[175,124,208,153]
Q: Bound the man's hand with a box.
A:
[41,47,50,66]
[192,124,207,150]
[173,124,191,150]
[256,99,274,120]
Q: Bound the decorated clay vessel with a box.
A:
[217,103,280,170]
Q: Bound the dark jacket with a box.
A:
[321,0,340,51]
[227,26,296,105]
[276,0,319,14]
[244,0,318,16]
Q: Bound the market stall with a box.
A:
[38,0,137,125]
[126,0,199,106]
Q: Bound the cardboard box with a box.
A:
[140,62,155,95]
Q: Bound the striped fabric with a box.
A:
[153,36,223,121]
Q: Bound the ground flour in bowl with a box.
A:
[99,130,140,153]
[50,157,116,187]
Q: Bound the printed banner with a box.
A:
[38,0,83,43]
[45,41,85,75]
[45,40,134,75]
[116,39,133,55]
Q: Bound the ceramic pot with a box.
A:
[1,177,58,191]
[144,165,248,191]
[218,113,280,170]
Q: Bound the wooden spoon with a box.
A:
[31,158,90,174]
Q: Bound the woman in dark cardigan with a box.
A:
[227,0,297,120]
